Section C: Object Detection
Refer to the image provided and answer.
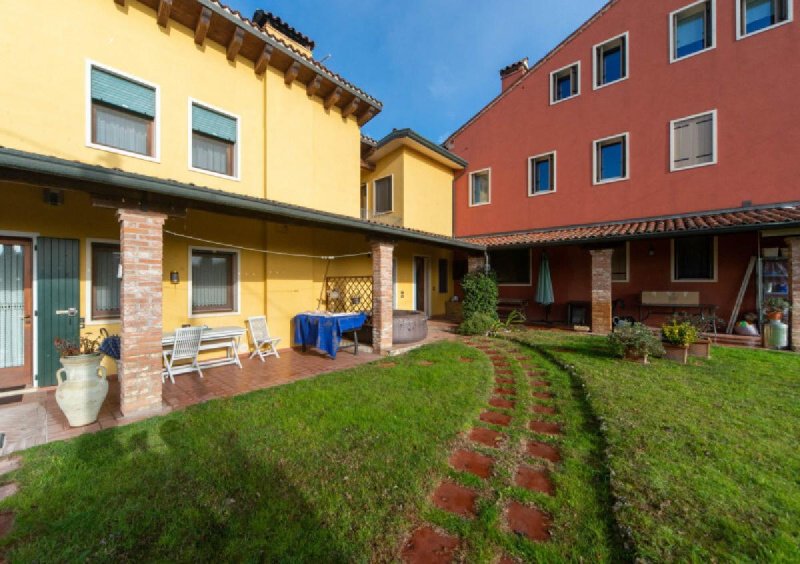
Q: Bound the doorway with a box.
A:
[0,238,33,390]
[413,256,430,315]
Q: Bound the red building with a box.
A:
[447,0,800,348]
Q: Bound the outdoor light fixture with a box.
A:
[170,271,180,284]
[648,244,655,257]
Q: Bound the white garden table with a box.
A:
[162,326,244,370]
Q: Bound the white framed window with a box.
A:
[528,152,556,196]
[593,32,629,89]
[671,110,717,171]
[86,239,121,324]
[671,236,717,282]
[737,0,793,39]
[469,169,491,206]
[86,60,160,161]
[612,242,630,283]
[550,62,580,104]
[373,175,393,215]
[489,248,532,286]
[189,99,240,180]
[593,133,630,185]
[669,0,716,63]
[189,247,240,317]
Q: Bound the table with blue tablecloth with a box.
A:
[293,312,367,359]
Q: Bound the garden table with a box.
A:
[162,325,245,370]
[293,312,366,359]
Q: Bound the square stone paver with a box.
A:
[514,466,554,495]
[495,377,514,385]
[480,411,512,427]
[449,449,494,479]
[493,387,516,396]
[526,441,561,463]
[469,427,504,448]
[495,369,513,376]
[529,421,562,436]
[533,392,554,400]
[532,405,556,415]
[507,501,551,542]
[489,397,515,409]
[431,480,478,518]
[401,526,459,563]
[530,380,550,388]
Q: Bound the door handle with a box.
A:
[55,308,78,317]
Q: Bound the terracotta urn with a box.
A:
[55,353,108,427]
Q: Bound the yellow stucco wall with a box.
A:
[0,0,361,216]
[361,148,405,228]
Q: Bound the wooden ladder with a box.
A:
[726,256,757,334]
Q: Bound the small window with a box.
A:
[470,169,491,206]
[673,236,716,281]
[191,102,238,177]
[191,249,238,314]
[594,33,628,88]
[90,65,156,157]
[374,176,393,214]
[594,134,629,184]
[672,111,716,171]
[671,0,714,62]
[91,242,121,320]
[438,259,448,293]
[489,248,531,285]
[612,244,629,282]
[528,152,556,195]
[550,62,580,103]
[738,0,792,37]
[360,184,368,219]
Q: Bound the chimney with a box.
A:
[499,57,529,92]
[252,9,316,57]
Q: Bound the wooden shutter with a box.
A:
[673,113,714,169]
[694,115,714,164]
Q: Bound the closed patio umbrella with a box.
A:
[535,252,554,322]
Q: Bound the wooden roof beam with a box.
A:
[114,0,125,6]
[254,44,273,75]
[324,87,342,110]
[341,98,361,119]
[194,7,212,45]
[284,62,301,85]
[306,75,323,97]
[358,106,378,126]
[156,0,172,27]
[226,28,245,61]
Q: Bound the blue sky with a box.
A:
[230,1,607,142]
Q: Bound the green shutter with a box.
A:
[192,104,237,143]
[91,66,156,118]
[36,238,80,387]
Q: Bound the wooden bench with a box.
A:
[497,298,529,318]
[639,291,718,335]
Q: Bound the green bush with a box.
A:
[661,320,698,347]
[461,271,498,321]
[608,323,665,360]
[458,312,497,336]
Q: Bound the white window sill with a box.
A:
[469,201,491,207]
[670,45,715,64]
[737,19,793,41]
[528,189,557,197]
[593,76,629,91]
[87,142,160,163]
[189,310,240,319]
[549,94,579,106]
[593,176,629,186]
[189,165,240,182]
[671,160,717,173]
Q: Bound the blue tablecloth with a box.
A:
[294,312,367,358]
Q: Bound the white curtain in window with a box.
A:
[192,134,231,176]
[192,253,232,309]
[0,245,24,369]
[94,246,121,316]
[95,105,149,155]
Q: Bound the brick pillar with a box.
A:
[787,237,800,352]
[371,240,394,354]
[117,209,167,417]
[468,254,486,274]
[590,248,614,335]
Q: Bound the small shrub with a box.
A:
[661,320,698,347]
[488,310,526,336]
[461,271,499,321]
[608,323,665,360]
[458,312,497,336]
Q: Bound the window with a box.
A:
[594,133,629,184]
[438,259,448,293]
[738,0,792,37]
[191,249,238,314]
[89,64,157,158]
[612,243,629,282]
[673,236,716,281]
[594,33,628,88]
[374,176,393,214]
[528,152,556,195]
[190,102,238,177]
[360,184,368,219]
[489,248,531,285]
[470,169,491,206]
[670,0,715,62]
[91,242,121,320]
[671,110,717,171]
[550,62,580,103]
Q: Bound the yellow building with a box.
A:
[0,0,481,416]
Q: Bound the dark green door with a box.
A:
[36,238,80,387]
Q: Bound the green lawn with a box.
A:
[514,330,800,562]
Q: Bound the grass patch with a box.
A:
[0,342,491,563]
[515,330,800,561]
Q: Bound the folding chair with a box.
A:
[247,316,281,362]
[162,326,205,383]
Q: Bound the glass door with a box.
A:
[0,238,33,389]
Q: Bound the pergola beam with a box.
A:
[156,0,172,27]
[226,28,245,61]
[194,7,212,45]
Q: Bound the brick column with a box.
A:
[371,240,394,354]
[787,237,800,352]
[117,209,167,417]
[468,254,486,274]
[589,248,614,335]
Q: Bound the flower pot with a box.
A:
[55,353,108,427]
[624,350,649,364]
[662,343,689,364]
[766,311,783,322]
[688,338,711,359]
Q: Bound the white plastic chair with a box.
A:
[162,326,204,383]
[247,316,281,362]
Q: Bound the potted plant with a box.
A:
[763,297,791,322]
[608,323,665,364]
[661,320,698,364]
[673,313,713,359]
[54,333,109,427]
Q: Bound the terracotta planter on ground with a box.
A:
[662,343,689,364]
[623,351,649,364]
[688,339,712,359]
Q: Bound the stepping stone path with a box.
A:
[401,339,567,562]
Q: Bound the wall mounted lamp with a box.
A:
[170,271,180,284]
